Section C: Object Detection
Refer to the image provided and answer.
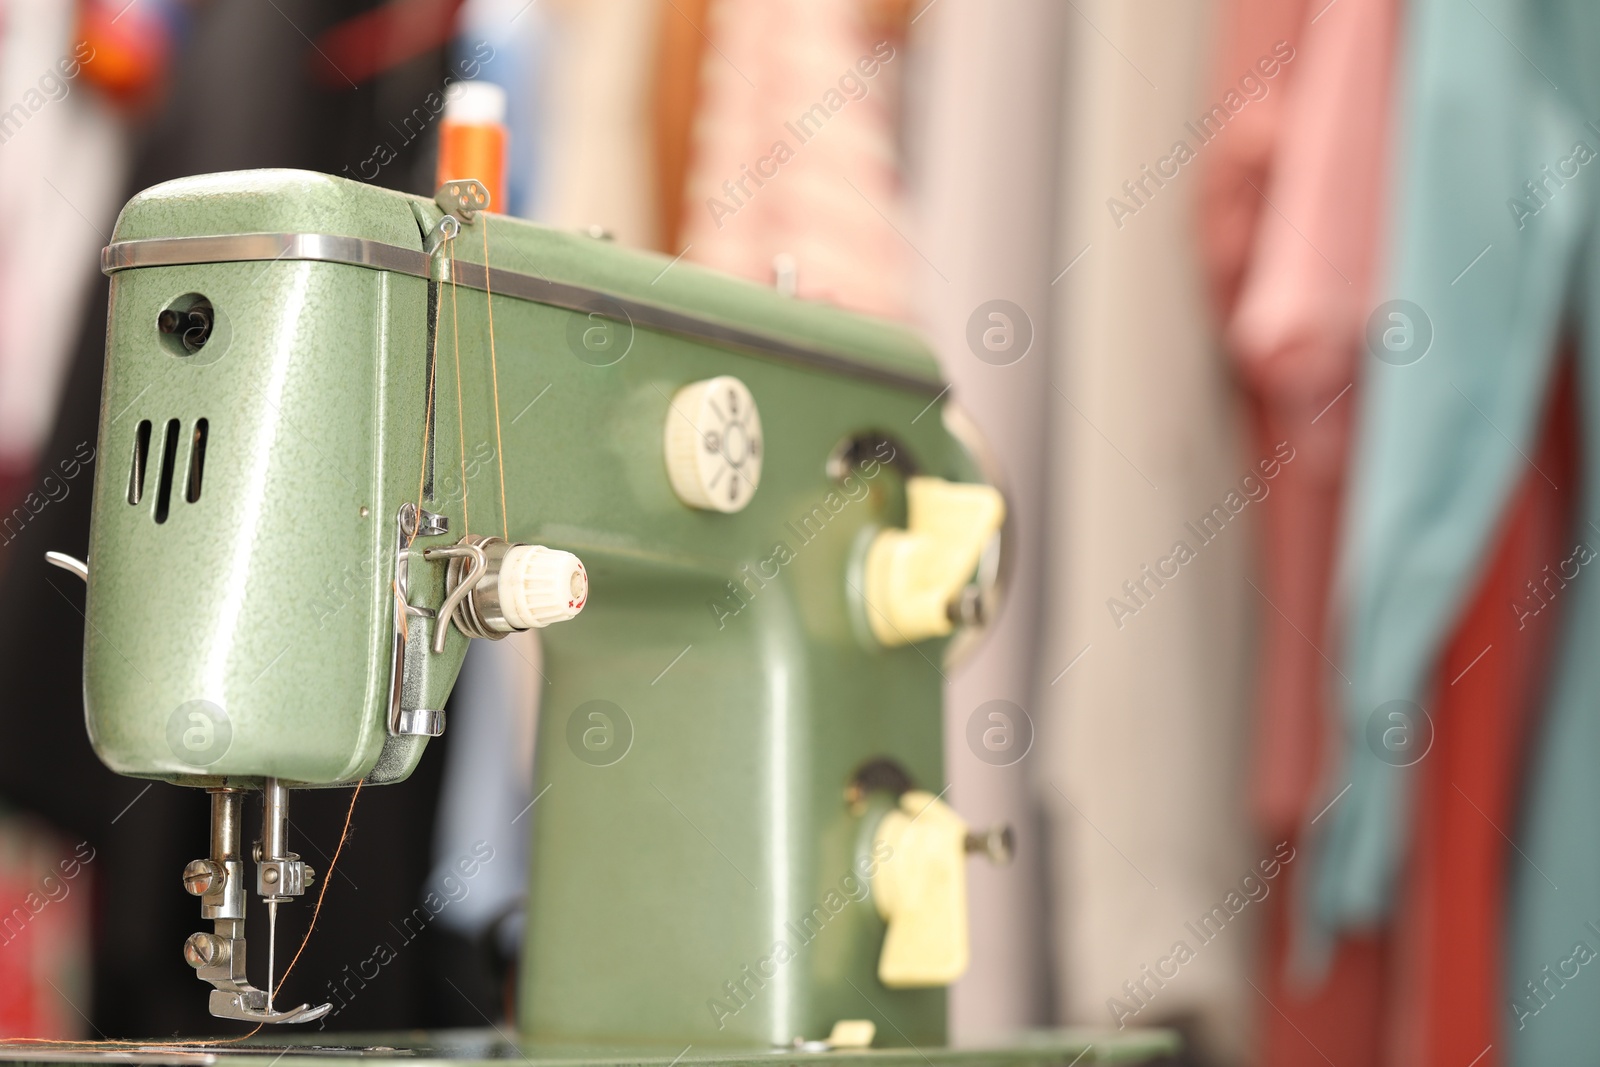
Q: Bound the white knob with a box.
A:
[663,376,763,512]
[497,545,588,630]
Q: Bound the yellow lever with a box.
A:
[871,790,970,988]
[862,477,1004,646]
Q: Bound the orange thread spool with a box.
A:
[436,81,508,211]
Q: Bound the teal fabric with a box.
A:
[1312,0,1600,1056]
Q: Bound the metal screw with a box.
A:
[263,867,279,885]
[184,932,216,968]
[182,859,221,896]
[304,867,317,887]
[964,825,1015,866]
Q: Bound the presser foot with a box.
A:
[189,927,331,1025]
[186,783,323,1025]
[208,988,332,1025]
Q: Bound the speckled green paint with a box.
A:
[87,171,987,1048]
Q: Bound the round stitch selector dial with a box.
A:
[663,376,763,512]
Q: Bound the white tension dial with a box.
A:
[663,375,763,512]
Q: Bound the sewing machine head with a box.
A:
[61,169,1007,1044]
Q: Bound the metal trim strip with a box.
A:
[101,233,946,397]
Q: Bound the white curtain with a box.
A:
[1041,1,1258,1060]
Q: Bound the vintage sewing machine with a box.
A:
[15,170,1173,1064]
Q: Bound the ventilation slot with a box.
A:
[127,420,152,505]
[185,419,208,503]
[153,418,180,524]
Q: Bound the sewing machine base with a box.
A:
[0,1029,1177,1067]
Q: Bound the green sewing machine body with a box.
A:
[32,169,1175,1065]
[82,170,990,1047]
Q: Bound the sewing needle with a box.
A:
[267,899,278,1011]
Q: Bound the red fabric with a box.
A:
[1243,367,1572,1067]
[75,0,174,107]
[1256,868,1389,1067]
[0,819,92,1039]
[0,460,37,584]
[0,461,30,522]
[1246,368,1571,1067]
[1384,371,1576,1067]
[308,0,468,88]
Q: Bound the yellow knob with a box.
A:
[863,477,1004,645]
[871,790,970,988]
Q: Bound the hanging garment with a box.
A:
[535,0,662,247]
[1195,0,1310,319]
[1385,375,1573,1067]
[1209,0,1398,1059]
[1043,0,1258,1060]
[0,0,127,1035]
[0,815,92,1039]
[1303,1,1600,1063]
[0,0,128,516]
[1224,0,1393,841]
[678,0,911,318]
[307,0,468,89]
[1256,871,1389,1067]
[1250,362,1571,1067]
[652,0,711,254]
[1223,3,1579,1065]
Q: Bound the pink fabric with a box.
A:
[1227,0,1397,838]
[1197,0,1311,317]
[679,0,911,319]
[1205,0,1399,1064]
